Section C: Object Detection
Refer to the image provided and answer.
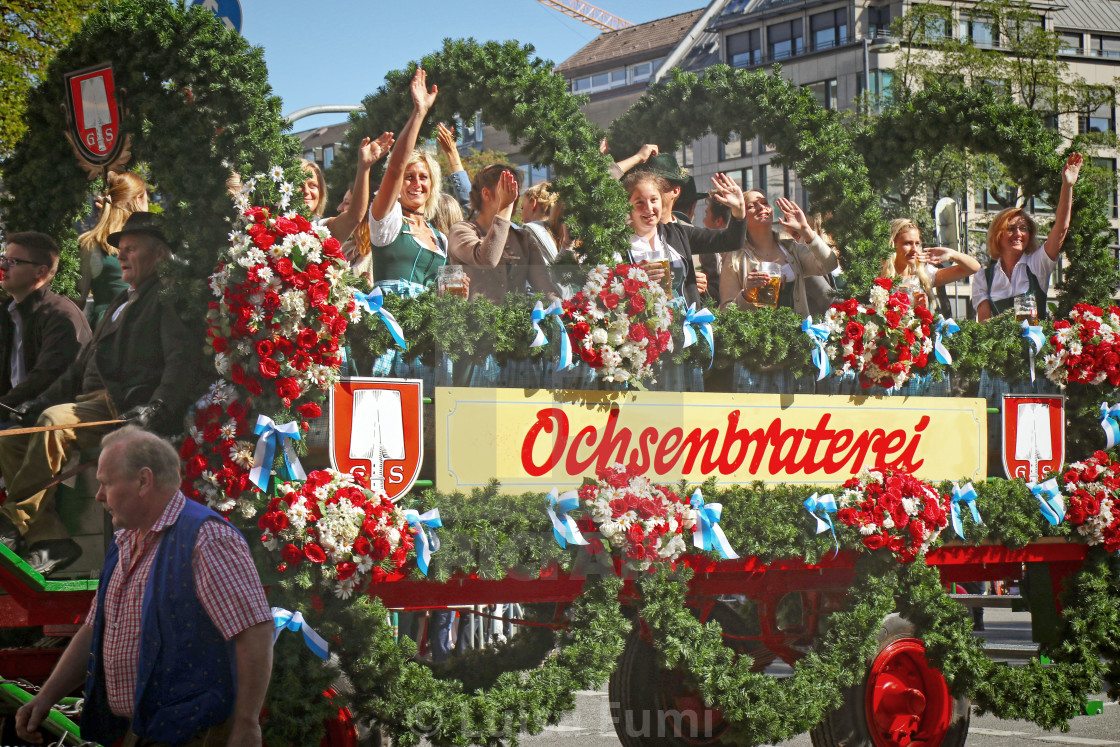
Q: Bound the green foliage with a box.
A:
[325,38,629,265]
[1,0,300,313]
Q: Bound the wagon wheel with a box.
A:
[609,600,776,746]
[810,614,970,747]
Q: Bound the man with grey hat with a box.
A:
[0,212,195,575]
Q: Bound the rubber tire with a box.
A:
[609,601,775,747]
[809,614,970,747]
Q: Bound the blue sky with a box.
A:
[228,0,697,131]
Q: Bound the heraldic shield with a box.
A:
[329,378,423,500]
[64,63,124,165]
[1002,394,1065,483]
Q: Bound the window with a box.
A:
[868,5,890,39]
[807,79,838,109]
[570,69,632,94]
[592,72,609,89]
[611,70,627,85]
[810,9,848,51]
[859,70,894,109]
[758,164,768,197]
[768,19,803,61]
[1058,30,1082,55]
[303,150,314,162]
[728,29,763,67]
[1090,35,1120,59]
[1093,157,1118,218]
[961,16,998,47]
[322,145,334,170]
[676,143,694,169]
[741,167,754,192]
[573,77,591,92]
[631,59,662,82]
[975,185,1015,212]
[719,133,751,160]
[1080,92,1115,134]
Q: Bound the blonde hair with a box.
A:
[523,181,558,210]
[351,217,371,259]
[987,207,1038,261]
[430,192,463,237]
[403,149,442,219]
[300,159,328,218]
[79,171,148,256]
[882,218,932,297]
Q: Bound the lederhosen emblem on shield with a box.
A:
[329,378,423,500]
[64,63,125,166]
[1002,395,1064,482]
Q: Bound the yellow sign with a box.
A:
[435,388,986,492]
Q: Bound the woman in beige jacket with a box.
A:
[719,190,837,318]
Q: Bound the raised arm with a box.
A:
[370,67,438,221]
[327,132,393,240]
[926,246,981,287]
[1042,153,1083,260]
[611,144,659,179]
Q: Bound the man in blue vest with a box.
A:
[15,426,273,746]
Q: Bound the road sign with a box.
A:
[190,0,242,33]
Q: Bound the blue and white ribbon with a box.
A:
[802,316,832,381]
[1100,402,1120,449]
[1030,478,1065,526]
[529,299,572,370]
[803,492,839,557]
[950,482,982,540]
[689,489,738,559]
[271,607,329,659]
[934,318,960,365]
[403,508,442,575]
[1022,320,1044,383]
[249,414,306,492]
[355,287,408,350]
[546,488,588,549]
[682,304,716,369]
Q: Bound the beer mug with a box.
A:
[899,276,926,308]
[755,262,782,308]
[437,265,468,298]
[646,247,672,296]
[1014,294,1037,322]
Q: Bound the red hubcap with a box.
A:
[865,638,952,747]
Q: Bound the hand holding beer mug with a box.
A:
[744,261,782,308]
[438,265,468,298]
[639,247,673,296]
[1014,293,1038,322]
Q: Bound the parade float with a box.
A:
[2,1,1120,745]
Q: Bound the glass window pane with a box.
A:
[574,77,590,91]
[592,73,608,88]
[720,134,743,161]
[611,70,627,84]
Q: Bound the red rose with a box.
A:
[211,336,229,353]
[306,263,325,282]
[844,321,864,340]
[255,339,275,359]
[297,327,319,349]
[274,217,299,235]
[245,378,264,396]
[330,316,348,336]
[623,278,641,295]
[281,543,303,566]
[274,257,295,278]
[626,524,645,545]
[372,535,392,560]
[275,378,301,401]
[873,277,893,290]
[258,358,280,379]
[571,321,590,339]
[291,273,310,290]
[322,236,343,257]
[252,232,275,251]
[303,543,327,563]
[601,292,620,310]
[185,454,209,479]
[308,281,330,305]
[262,292,281,311]
[862,533,888,550]
[353,536,372,556]
[335,561,357,581]
[628,295,647,314]
[296,403,321,419]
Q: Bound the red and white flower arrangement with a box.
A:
[1044,303,1120,386]
[835,468,949,562]
[578,463,693,569]
[562,263,674,383]
[259,469,415,598]
[823,279,935,388]
[179,380,258,514]
[1060,451,1120,551]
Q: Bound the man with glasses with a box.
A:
[0,213,195,575]
[0,232,91,419]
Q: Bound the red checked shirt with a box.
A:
[84,491,272,717]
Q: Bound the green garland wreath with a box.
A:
[0,0,300,320]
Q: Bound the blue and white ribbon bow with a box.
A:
[529,299,572,370]
[271,607,329,659]
[1100,402,1120,449]
[546,488,588,549]
[354,287,408,350]
[690,489,738,559]
[403,508,442,575]
[682,304,716,369]
[950,482,983,540]
[803,492,839,557]
[801,316,832,381]
[249,414,306,492]
[1022,320,1044,383]
[1030,478,1065,526]
[934,318,960,365]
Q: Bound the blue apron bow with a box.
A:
[950,482,982,540]
[1100,402,1120,449]
[271,607,329,659]
[801,316,832,381]
[546,488,588,549]
[682,304,716,369]
[249,414,306,492]
[1022,320,1044,383]
[690,489,738,559]
[934,318,959,365]
[402,508,442,575]
[1030,478,1065,525]
[355,287,408,350]
[803,492,839,557]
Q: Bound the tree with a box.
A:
[0,0,105,158]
